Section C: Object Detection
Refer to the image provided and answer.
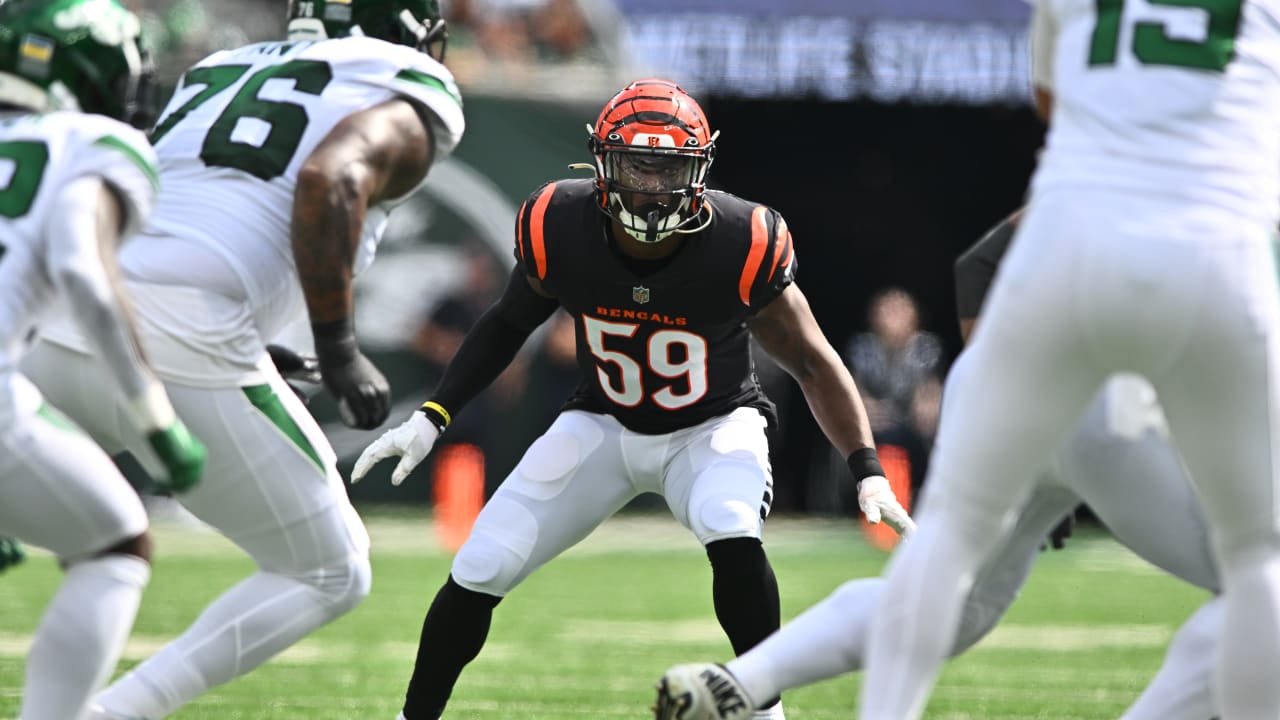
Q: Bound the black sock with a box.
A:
[402,576,503,720]
[706,536,782,708]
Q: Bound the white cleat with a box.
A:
[654,663,757,720]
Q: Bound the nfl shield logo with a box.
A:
[632,285,651,304]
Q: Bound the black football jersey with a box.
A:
[954,214,1018,320]
[513,179,797,435]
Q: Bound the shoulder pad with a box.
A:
[737,204,796,309]
[63,115,158,237]
[514,181,560,281]
[302,37,465,155]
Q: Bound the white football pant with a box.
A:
[861,188,1280,719]
[724,372,1219,719]
[23,339,371,719]
[0,371,151,720]
[451,407,773,597]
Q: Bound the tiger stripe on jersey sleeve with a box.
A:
[739,205,797,310]
[738,206,771,306]
[514,182,558,281]
[514,196,531,266]
[767,215,794,281]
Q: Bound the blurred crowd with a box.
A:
[129,0,629,93]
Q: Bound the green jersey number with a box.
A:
[151,59,334,181]
[0,141,49,219]
[1089,0,1244,72]
[150,64,252,143]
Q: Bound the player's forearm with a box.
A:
[291,163,370,327]
[795,348,878,457]
[48,179,174,431]
[428,311,532,416]
[428,269,559,417]
[954,211,1020,330]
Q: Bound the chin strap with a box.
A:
[673,202,713,235]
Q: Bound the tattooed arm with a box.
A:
[290,97,433,429]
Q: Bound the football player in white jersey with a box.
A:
[856,1,1280,718]
[21,1,465,717]
[654,212,1223,720]
[0,0,207,718]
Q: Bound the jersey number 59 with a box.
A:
[583,316,709,411]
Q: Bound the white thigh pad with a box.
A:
[451,495,540,594]
[688,461,768,542]
[512,420,601,501]
[665,408,771,543]
[0,389,147,559]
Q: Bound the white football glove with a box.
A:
[858,475,916,539]
[351,412,440,486]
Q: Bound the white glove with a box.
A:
[858,475,916,539]
[351,412,441,486]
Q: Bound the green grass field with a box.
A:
[0,508,1209,719]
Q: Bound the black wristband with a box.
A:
[417,400,450,432]
[846,447,884,484]
[311,317,358,364]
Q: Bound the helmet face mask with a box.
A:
[609,153,697,195]
[588,79,717,244]
[286,0,448,62]
[0,0,155,127]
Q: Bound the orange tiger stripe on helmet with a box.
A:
[739,206,771,306]
[594,78,702,133]
[587,78,718,244]
[529,182,557,280]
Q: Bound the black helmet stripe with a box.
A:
[604,94,674,114]
[606,111,696,135]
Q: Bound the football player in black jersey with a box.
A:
[353,78,914,720]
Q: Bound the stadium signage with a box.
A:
[620,2,1033,105]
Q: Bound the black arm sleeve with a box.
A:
[954,211,1020,319]
[430,267,560,414]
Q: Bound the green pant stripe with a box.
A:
[36,402,80,434]
[242,385,324,471]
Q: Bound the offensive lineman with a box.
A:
[0,0,206,717]
[354,78,914,720]
[654,211,1222,720]
[861,0,1280,717]
[22,1,465,717]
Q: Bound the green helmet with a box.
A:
[286,0,447,61]
[0,0,155,127]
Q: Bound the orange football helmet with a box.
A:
[585,79,718,243]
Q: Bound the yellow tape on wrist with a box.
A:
[421,400,452,428]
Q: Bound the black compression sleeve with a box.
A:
[954,210,1021,319]
[429,268,560,415]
